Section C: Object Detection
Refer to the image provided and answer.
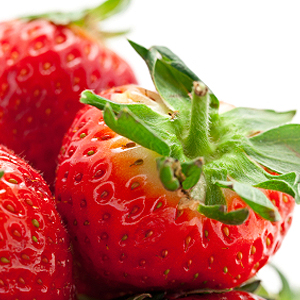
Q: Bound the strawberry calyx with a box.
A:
[22,0,131,38]
[80,41,300,225]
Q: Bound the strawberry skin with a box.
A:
[55,86,295,298]
[0,18,137,186]
[0,145,74,299]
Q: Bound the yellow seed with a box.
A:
[237,252,243,260]
[145,230,153,238]
[67,53,75,62]
[161,250,168,258]
[32,219,40,228]
[164,269,170,275]
[43,62,51,70]
[131,182,140,190]
[156,202,163,209]
[125,142,136,148]
[87,150,95,156]
[283,195,289,203]
[34,41,44,50]
[1,257,10,264]
[8,178,18,184]
[19,68,28,76]
[223,266,228,274]
[185,236,192,248]
[18,277,25,284]
[223,227,230,237]
[266,237,271,247]
[21,254,30,260]
[251,245,256,255]
[204,230,209,238]
[6,204,15,213]
[13,230,21,238]
[45,108,51,115]
[56,36,64,44]
[121,234,128,241]
[253,262,259,270]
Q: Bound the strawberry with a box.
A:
[55,42,300,299]
[0,0,137,187]
[0,145,74,299]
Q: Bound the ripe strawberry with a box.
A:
[55,42,299,299]
[0,145,74,299]
[0,0,137,186]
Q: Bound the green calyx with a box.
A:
[80,40,300,225]
[22,0,131,38]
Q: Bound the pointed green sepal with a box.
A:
[216,181,281,222]
[245,124,300,174]
[197,203,249,225]
[237,280,262,294]
[156,157,181,191]
[103,104,171,157]
[221,107,296,136]
[181,158,203,190]
[0,169,4,179]
[23,0,131,30]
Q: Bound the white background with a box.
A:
[1,0,300,295]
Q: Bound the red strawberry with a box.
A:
[55,42,299,299]
[0,145,74,299]
[0,0,137,186]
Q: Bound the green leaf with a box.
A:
[23,0,131,27]
[87,0,131,21]
[128,40,158,80]
[104,104,171,156]
[153,58,193,112]
[245,124,300,174]
[197,203,249,225]
[24,11,86,26]
[151,46,200,82]
[237,280,262,293]
[255,178,296,200]
[216,181,281,222]
[202,166,227,206]
[129,41,219,115]
[181,158,203,190]
[81,90,185,159]
[221,108,296,136]
[156,157,181,191]
[81,90,170,123]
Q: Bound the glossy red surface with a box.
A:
[0,145,75,299]
[0,19,137,186]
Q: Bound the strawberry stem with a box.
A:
[183,81,213,159]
